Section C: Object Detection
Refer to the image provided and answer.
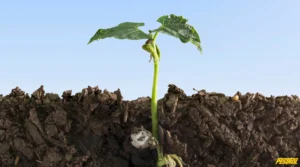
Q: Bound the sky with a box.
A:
[1,0,299,100]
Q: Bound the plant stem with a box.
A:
[151,61,159,139]
[150,33,164,165]
[151,31,160,141]
[152,60,164,164]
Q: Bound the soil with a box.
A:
[0,84,300,167]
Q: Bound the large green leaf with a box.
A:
[151,14,202,53]
[88,22,150,44]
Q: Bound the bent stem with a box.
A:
[150,32,164,163]
[148,32,182,166]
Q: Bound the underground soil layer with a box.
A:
[0,85,299,167]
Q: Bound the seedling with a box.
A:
[88,14,202,167]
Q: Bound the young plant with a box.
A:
[88,14,202,167]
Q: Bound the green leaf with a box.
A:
[88,22,150,44]
[151,14,202,53]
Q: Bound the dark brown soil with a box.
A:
[0,85,300,167]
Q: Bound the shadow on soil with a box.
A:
[0,85,300,167]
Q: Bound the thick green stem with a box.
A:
[148,32,164,165]
[152,60,164,164]
[151,62,159,139]
[151,32,160,141]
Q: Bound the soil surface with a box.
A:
[0,85,300,167]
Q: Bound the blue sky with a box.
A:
[1,0,299,100]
